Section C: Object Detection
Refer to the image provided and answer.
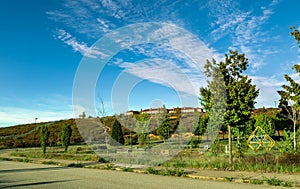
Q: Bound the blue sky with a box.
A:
[1,0,300,127]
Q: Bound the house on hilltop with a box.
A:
[125,110,140,116]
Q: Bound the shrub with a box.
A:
[250,179,264,185]
[42,161,59,165]
[146,167,159,175]
[122,167,133,172]
[67,163,83,168]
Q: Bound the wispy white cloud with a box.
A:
[117,58,206,96]
[206,0,280,72]
[56,29,108,58]
[105,23,217,97]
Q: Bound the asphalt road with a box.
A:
[0,161,277,189]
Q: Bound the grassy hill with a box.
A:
[0,108,280,149]
[0,119,83,149]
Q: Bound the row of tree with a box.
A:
[40,124,72,154]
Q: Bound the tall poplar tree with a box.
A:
[61,124,73,152]
[111,119,125,145]
[200,50,259,164]
[40,125,49,154]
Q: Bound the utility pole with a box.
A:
[34,118,38,147]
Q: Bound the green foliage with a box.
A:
[200,50,259,164]
[254,113,275,135]
[278,130,294,152]
[224,177,233,182]
[276,26,300,151]
[157,117,170,141]
[67,163,84,168]
[263,177,282,186]
[111,119,125,145]
[122,167,133,172]
[40,125,49,154]
[145,167,186,177]
[134,113,149,146]
[290,26,300,47]
[211,137,223,156]
[250,179,264,185]
[200,50,259,134]
[192,113,208,136]
[61,124,72,152]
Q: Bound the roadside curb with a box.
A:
[186,173,300,188]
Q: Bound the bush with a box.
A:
[145,167,186,177]
[250,179,264,185]
[263,177,282,186]
[146,167,159,175]
[67,163,83,168]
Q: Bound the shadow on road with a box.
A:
[1,179,76,188]
[0,166,69,174]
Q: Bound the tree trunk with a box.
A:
[294,121,297,151]
[228,125,232,165]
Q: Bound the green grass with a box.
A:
[42,161,59,165]
[145,167,187,177]
[9,146,100,161]
[250,179,264,185]
[4,139,300,175]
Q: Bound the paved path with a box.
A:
[0,161,282,189]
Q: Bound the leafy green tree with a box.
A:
[193,115,208,137]
[276,26,300,151]
[61,124,73,152]
[40,125,49,154]
[290,26,300,46]
[111,119,125,145]
[279,130,294,152]
[278,67,300,151]
[134,113,149,146]
[157,117,170,141]
[254,113,275,135]
[200,58,227,143]
[200,50,259,164]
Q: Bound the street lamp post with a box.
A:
[34,118,38,147]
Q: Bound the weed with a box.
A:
[224,177,234,182]
[263,177,282,186]
[250,179,264,185]
[122,167,133,172]
[42,161,59,165]
[146,167,159,175]
[104,163,114,170]
[67,163,83,168]
[17,158,31,163]
[281,181,293,187]
[98,157,107,163]
[0,157,13,161]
